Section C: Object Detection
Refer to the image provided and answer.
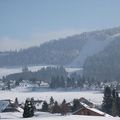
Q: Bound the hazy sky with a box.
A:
[0,0,120,51]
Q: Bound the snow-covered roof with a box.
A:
[74,102,111,117]
[40,81,49,87]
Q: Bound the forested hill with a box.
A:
[0,35,86,67]
[83,35,120,81]
[1,26,120,67]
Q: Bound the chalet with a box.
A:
[67,97,94,112]
[0,99,23,112]
[73,102,110,117]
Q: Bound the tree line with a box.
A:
[19,86,120,118]
[23,96,91,118]
[102,86,120,116]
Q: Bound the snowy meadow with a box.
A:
[0,90,103,104]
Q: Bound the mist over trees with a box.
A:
[1,66,110,90]
[1,27,120,89]
[4,66,67,84]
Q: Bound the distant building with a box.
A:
[19,80,33,87]
[40,81,49,88]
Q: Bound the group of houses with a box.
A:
[0,97,110,117]
[0,80,49,90]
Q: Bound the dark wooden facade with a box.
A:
[73,107,104,116]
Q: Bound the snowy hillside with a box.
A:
[83,34,120,80]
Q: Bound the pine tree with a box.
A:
[49,96,54,112]
[52,101,61,113]
[31,97,36,111]
[50,96,54,106]
[116,92,120,116]
[6,80,11,90]
[23,99,34,118]
[72,99,80,112]
[66,77,71,88]
[60,99,68,115]
[50,76,56,89]
[112,89,117,116]
[112,98,117,116]
[60,76,65,88]
[41,101,48,112]
[102,86,113,115]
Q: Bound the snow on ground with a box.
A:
[0,65,81,78]
[0,90,118,120]
[0,90,103,104]
[0,112,119,120]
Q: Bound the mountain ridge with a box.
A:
[0,26,120,68]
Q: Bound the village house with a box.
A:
[67,97,94,113]
[0,99,23,112]
[19,80,33,87]
[73,102,110,117]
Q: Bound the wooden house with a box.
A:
[73,102,110,117]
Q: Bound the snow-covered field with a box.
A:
[0,112,119,120]
[0,65,82,79]
[0,90,119,120]
[0,90,103,104]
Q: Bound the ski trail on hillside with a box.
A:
[70,38,114,67]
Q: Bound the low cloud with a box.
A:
[0,37,31,51]
[0,29,86,51]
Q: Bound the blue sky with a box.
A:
[0,0,120,51]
